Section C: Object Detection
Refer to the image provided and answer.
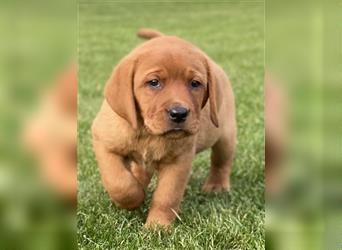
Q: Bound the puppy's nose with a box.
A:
[168,106,189,123]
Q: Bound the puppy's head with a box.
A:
[105,36,220,138]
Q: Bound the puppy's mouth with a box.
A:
[162,127,192,138]
[143,116,199,138]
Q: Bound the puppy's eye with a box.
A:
[147,79,161,89]
[190,80,202,89]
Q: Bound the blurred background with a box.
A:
[0,0,76,249]
[0,0,341,249]
[266,0,342,249]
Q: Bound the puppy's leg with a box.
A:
[130,161,153,189]
[93,142,145,210]
[145,153,193,228]
[202,134,236,193]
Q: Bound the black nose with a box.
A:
[168,106,189,123]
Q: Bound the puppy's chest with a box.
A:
[131,138,169,163]
[129,136,190,165]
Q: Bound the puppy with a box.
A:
[24,65,77,201]
[92,29,236,227]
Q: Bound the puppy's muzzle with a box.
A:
[167,106,189,123]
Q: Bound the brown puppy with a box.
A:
[92,29,236,227]
[24,65,77,201]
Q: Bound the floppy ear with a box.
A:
[201,84,209,109]
[205,59,222,128]
[104,56,138,129]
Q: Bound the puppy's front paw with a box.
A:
[144,220,172,231]
[201,176,230,193]
[144,208,176,229]
[108,178,145,210]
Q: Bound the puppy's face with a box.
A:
[104,37,219,135]
[134,50,208,137]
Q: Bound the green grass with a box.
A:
[78,1,264,249]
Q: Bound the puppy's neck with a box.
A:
[130,125,195,163]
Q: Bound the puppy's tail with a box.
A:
[137,28,164,40]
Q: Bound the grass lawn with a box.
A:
[78,1,265,249]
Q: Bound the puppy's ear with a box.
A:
[104,56,138,129]
[201,84,209,109]
[205,59,222,128]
